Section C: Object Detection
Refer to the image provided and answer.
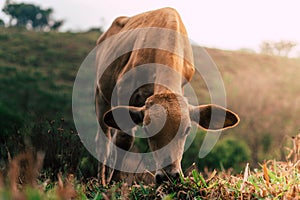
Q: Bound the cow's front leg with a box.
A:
[111,130,135,182]
[95,127,111,185]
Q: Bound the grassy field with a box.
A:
[1,141,299,199]
[1,27,300,199]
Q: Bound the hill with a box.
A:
[0,28,100,177]
[206,48,300,164]
[1,27,300,177]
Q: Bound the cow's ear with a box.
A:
[189,104,239,131]
[103,106,145,130]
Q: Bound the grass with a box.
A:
[96,159,300,199]
[0,160,299,199]
[0,133,299,199]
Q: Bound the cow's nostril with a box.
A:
[155,173,163,184]
[155,173,168,184]
[155,172,181,184]
[172,172,180,180]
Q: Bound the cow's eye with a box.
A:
[184,126,191,135]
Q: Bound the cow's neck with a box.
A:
[153,71,183,95]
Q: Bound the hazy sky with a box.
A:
[1,0,300,54]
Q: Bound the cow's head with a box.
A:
[103,92,239,183]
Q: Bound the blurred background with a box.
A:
[0,0,300,179]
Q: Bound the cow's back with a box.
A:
[96,7,194,106]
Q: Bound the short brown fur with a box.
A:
[95,7,239,184]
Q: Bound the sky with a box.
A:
[1,0,300,55]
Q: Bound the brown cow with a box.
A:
[95,7,239,184]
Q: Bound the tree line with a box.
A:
[260,40,297,57]
[1,0,63,31]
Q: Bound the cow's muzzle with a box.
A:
[155,170,181,184]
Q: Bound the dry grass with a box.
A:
[96,159,299,199]
[0,150,78,200]
[1,133,299,199]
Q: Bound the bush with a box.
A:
[0,102,25,166]
[182,132,251,173]
[199,137,251,172]
[29,119,91,179]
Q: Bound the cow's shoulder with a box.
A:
[132,7,184,31]
[97,7,186,45]
[154,7,180,17]
[96,16,130,45]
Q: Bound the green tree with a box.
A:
[2,2,63,31]
[260,40,297,57]
[260,41,274,55]
[274,40,297,57]
[51,20,64,31]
